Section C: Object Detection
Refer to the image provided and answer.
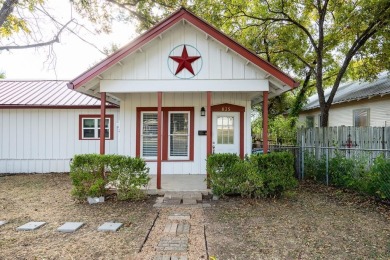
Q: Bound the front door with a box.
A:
[212,112,240,154]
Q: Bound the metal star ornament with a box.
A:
[169,45,201,76]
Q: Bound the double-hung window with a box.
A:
[169,112,190,159]
[353,109,369,127]
[137,107,194,161]
[79,115,114,140]
[141,112,158,158]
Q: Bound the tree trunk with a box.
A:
[0,0,18,28]
[320,104,331,127]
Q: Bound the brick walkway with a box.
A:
[135,191,210,260]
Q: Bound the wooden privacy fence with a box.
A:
[297,126,390,151]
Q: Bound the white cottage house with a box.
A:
[1,9,298,188]
[68,8,298,188]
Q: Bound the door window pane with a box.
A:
[217,116,234,144]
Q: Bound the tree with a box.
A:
[188,0,390,126]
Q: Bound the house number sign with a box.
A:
[221,106,231,112]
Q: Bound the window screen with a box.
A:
[141,113,158,157]
[169,112,189,158]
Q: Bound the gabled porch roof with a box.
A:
[67,7,299,102]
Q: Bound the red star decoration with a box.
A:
[169,45,201,76]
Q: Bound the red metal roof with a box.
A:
[0,80,118,108]
[68,8,299,90]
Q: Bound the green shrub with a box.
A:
[206,153,242,196]
[329,151,368,190]
[249,152,298,198]
[70,154,150,201]
[365,155,390,200]
[107,155,150,200]
[70,154,107,199]
[303,152,326,182]
[207,152,297,198]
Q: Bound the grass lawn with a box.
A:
[0,174,389,259]
[204,183,390,259]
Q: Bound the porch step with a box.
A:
[153,191,208,207]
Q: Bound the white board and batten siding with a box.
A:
[118,92,252,175]
[0,109,119,174]
[100,22,270,82]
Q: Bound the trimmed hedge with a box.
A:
[70,154,150,200]
[207,152,297,198]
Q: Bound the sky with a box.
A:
[0,1,137,80]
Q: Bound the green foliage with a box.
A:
[206,153,242,196]
[207,152,297,198]
[70,154,150,201]
[365,156,390,200]
[107,155,150,200]
[304,151,390,200]
[70,154,106,199]
[249,152,298,198]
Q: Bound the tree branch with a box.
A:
[326,1,390,107]
[0,19,73,50]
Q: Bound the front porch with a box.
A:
[146,174,209,194]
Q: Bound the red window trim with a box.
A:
[79,114,114,140]
[136,107,194,161]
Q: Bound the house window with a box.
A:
[141,112,158,158]
[353,109,369,127]
[79,115,114,140]
[136,107,194,161]
[306,116,314,127]
[169,112,190,159]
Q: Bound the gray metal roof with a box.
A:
[0,80,117,107]
[304,73,390,110]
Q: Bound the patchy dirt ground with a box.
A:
[204,183,390,260]
[0,173,157,259]
[1,175,389,260]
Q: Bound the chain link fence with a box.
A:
[269,145,390,203]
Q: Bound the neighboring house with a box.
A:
[1,8,298,188]
[0,80,119,173]
[299,73,390,127]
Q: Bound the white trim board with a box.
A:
[100,79,269,93]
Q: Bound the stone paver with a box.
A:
[176,223,190,234]
[57,222,84,233]
[182,198,197,205]
[153,256,187,260]
[202,203,211,208]
[164,223,178,234]
[182,192,202,201]
[16,221,46,231]
[97,222,123,232]
[164,199,182,205]
[168,213,191,220]
[0,221,7,226]
[156,237,188,252]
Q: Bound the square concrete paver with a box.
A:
[57,222,84,233]
[98,222,123,232]
[0,221,7,226]
[16,222,46,231]
[182,198,197,205]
